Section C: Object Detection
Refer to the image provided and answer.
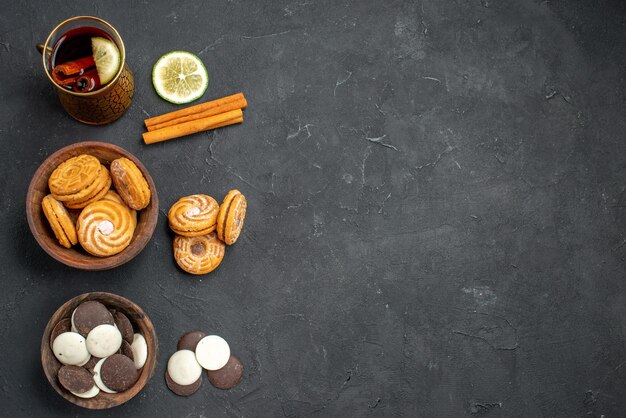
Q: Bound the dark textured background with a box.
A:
[1,0,625,416]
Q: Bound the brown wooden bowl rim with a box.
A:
[26,141,159,270]
[41,292,158,409]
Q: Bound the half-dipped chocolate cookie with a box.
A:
[177,331,206,351]
[165,370,202,397]
[100,354,139,392]
[73,301,114,336]
[58,365,96,394]
[206,355,244,390]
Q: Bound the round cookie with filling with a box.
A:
[41,194,78,248]
[58,365,95,395]
[173,232,225,275]
[72,300,114,336]
[52,332,91,366]
[86,324,122,358]
[168,194,219,236]
[195,335,230,371]
[110,157,151,210]
[77,200,135,256]
[216,189,247,245]
[63,165,112,209]
[48,154,101,200]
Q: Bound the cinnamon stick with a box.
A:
[52,56,96,85]
[143,109,243,144]
[144,93,247,130]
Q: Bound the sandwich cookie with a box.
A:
[216,189,247,245]
[168,194,219,236]
[167,350,202,386]
[177,331,206,351]
[77,200,135,256]
[41,194,78,248]
[207,355,244,390]
[62,165,112,209]
[58,365,95,395]
[110,157,151,210]
[72,300,114,337]
[86,324,122,358]
[131,333,148,369]
[195,335,230,371]
[100,354,139,392]
[52,332,91,366]
[48,154,101,201]
[173,232,225,275]
[93,358,117,394]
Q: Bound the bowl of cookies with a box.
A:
[41,292,158,409]
[26,141,158,270]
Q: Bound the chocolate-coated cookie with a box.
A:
[113,311,134,344]
[165,371,202,397]
[58,365,95,394]
[120,340,135,362]
[177,331,206,351]
[100,354,138,392]
[206,355,244,390]
[73,301,114,336]
[83,356,101,373]
[49,318,71,350]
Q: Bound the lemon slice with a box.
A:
[91,37,121,85]
[152,51,208,104]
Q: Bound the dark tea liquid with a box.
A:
[50,26,116,92]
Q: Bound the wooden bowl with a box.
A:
[26,141,158,270]
[41,292,158,409]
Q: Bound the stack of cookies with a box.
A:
[49,300,148,399]
[42,154,151,257]
[167,190,247,274]
[165,331,243,397]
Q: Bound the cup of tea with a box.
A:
[37,16,134,125]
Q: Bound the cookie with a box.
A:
[207,355,244,390]
[101,190,137,228]
[93,358,117,394]
[113,311,134,344]
[165,370,202,397]
[131,333,148,369]
[63,166,112,209]
[41,195,78,248]
[177,331,207,351]
[120,340,135,362]
[173,233,225,275]
[72,384,100,399]
[167,350,203,386]
[73,300,114,337]
[86,324,122,358]
[83,355,101,373]
[110,157,151,210]
[49,318,71,350]
[58,365,95,394]
[168,194,219,236]
[195,335,230,371]
[100,354,139,392]
[216,190,247,245]
[77,200,135,257]
[48,154,101,199]
[52,332,91,366]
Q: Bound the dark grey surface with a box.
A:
[1,0,625,416]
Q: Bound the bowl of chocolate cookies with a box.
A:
[41,292,158,409]
[26,141,159,270]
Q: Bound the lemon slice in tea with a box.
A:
[91,37,121,85]
[152,51,208,104]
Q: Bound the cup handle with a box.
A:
[36,43,51,55]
